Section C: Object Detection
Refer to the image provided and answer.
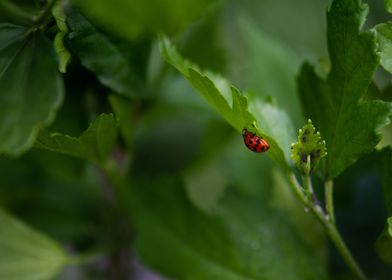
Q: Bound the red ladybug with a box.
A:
[242,129,270,153]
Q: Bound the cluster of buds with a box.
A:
[291,119,327,175]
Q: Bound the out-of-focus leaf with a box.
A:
[297,0,392,179]
[52,0,71,73]
[241,21,302,127]
[71,0,217,40]
[131,176,327,280]
[34,113,118,166]
[0,23,64,156]
[0,1,37,26]
[184,159,227,214]
[159,35,293,170]
[375,22,392,75]
[385,0,392,13]
[0,207,68,280]
[66,12,136,98]
[179,14,226,73]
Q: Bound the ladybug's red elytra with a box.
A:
[242,129,270,153]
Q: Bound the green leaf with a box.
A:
[0,207,68,280]
[34,113,118,166]
[0,24,64,156]
[297,0,392,179]
[131,177,327,280]
[247,96,296,166]
[71,0,216,40]
[375,22,392,75]
[385,0,392,13]
[291,119,327,174]
[52,0,71,73]
[159,35,292,170]
[66,11,136,98]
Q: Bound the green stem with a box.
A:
[325,221,366,280]
[102,159,133,215]
[287,172,366,280]
[325,180,335,223]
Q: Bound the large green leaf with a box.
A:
[0,207,68,280]
[0,24,64,156]
[131,176,327,280]
[66,11,137,98]
[34,113,118,166]
[159,35,292,170]
[71,0,216,40]
[297,0,392,179]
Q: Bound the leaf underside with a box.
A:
[159,35,293,170]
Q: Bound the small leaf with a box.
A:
[159,35,292,170]
[34,113,118,166]
[66,11,136,98]
[0,24,64,156]
[297,0,392,179]
[0,207,68,280]
[291,119,327,175]
[52,0,71,73]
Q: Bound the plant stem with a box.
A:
[325,180,335,223]
[324,220,366,280]
[287,172,366,280]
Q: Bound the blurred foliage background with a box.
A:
[0,0,392,279]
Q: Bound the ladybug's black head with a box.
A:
[242,129,248,136]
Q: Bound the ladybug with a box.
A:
[242,128,270,153]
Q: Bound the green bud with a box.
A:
[291,119,327,175]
